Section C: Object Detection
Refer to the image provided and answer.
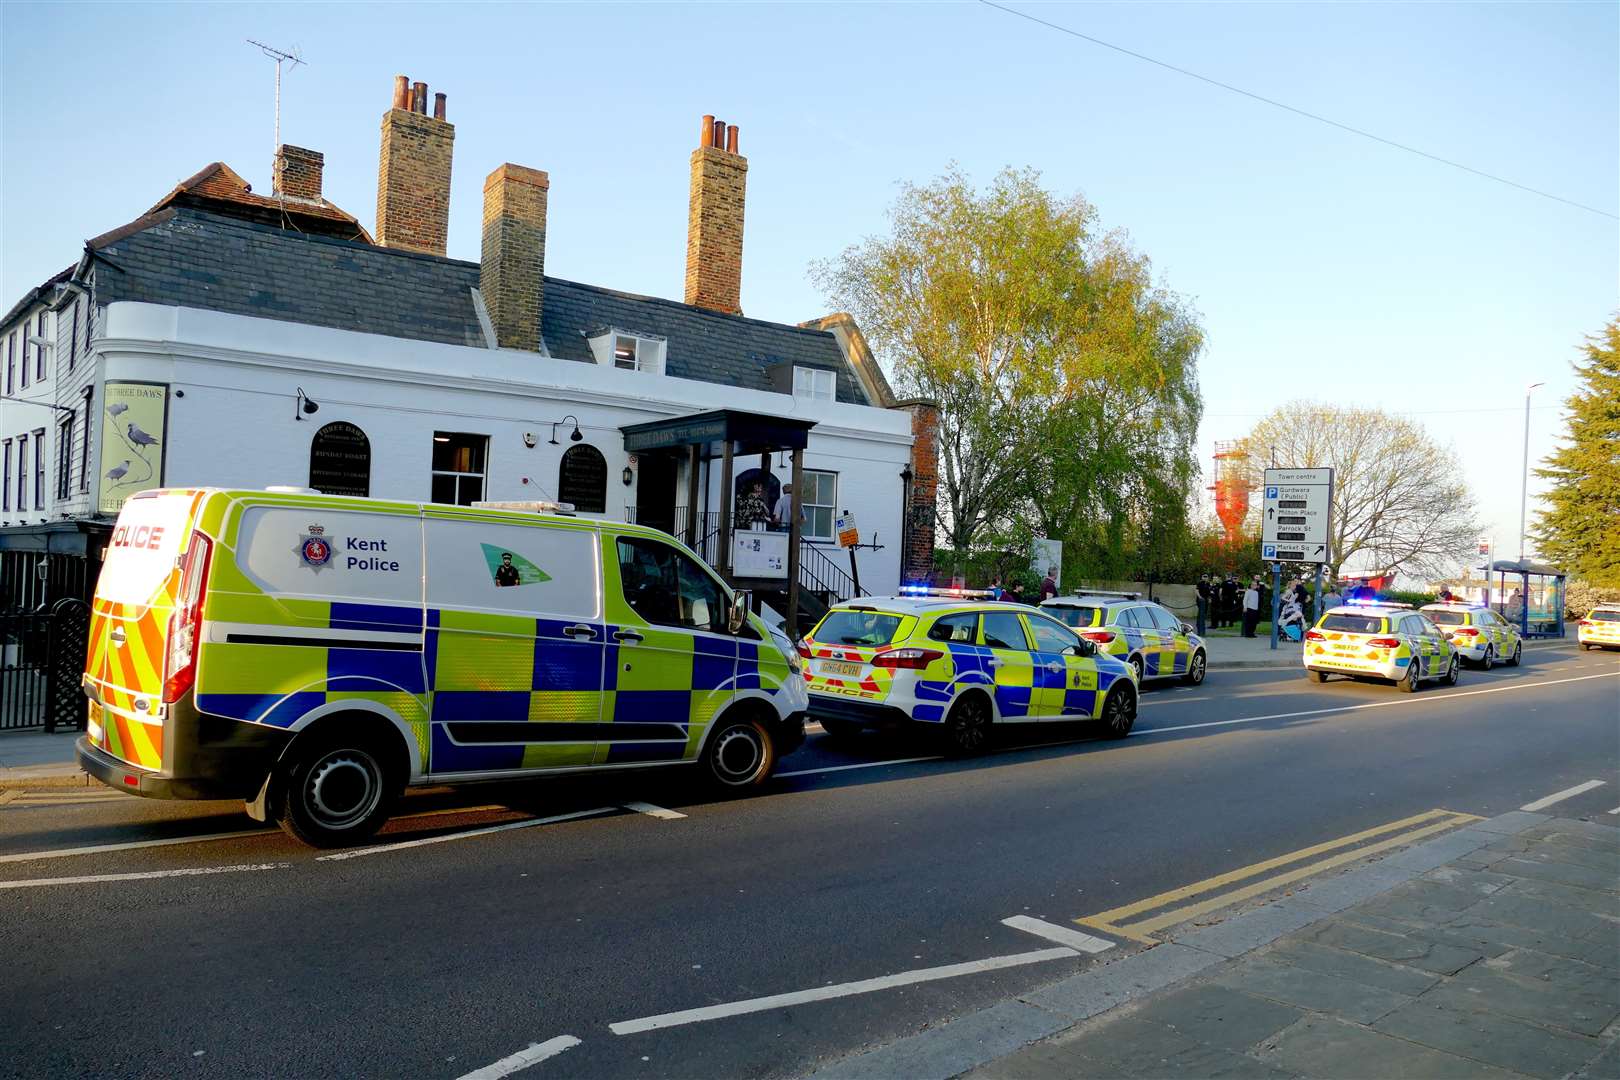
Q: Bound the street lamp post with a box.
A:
[1519,381,1544,562]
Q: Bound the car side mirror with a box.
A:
[728,591,749,635]
[1180,622,1195,634]
[1065,641,1095,658]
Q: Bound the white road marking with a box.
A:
[0,829,279,865]
[776,756,942,778]
[1001,915,1114,954]
[623,802,686,820]
[1606,806,1620,816]
[456,1035,582,1080]
[1520,780,1607,812]
[0,862,287,890]
[317,807,619,861]
[607,947,1079,1035]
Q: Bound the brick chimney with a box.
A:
[272,145,324,202]
[375,75,455,255]
[481,164,549,352]
[684,114,747,314]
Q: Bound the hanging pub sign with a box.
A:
[98,381,169,515]
[308,421,372,497]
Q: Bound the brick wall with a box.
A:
[899,399,940,583]
[684,143,747,314]
[480,164,549,352]
[272,145,324,201]
[376,109,455,256]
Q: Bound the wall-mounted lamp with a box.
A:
[622,466,634,486]
[549,415,582,445]
[295,387,320,421]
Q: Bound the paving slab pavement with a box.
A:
[0,729,90,787]
[811,816,1620,1080]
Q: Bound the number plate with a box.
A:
[818,661,862,677]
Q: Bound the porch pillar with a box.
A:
[717,439,735,579]
[786,446,805,640]
[684,443,700,547]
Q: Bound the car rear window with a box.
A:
[1591,610,1620,623]
[814,610,904,646]
[1047,605,1101,629]
[1427,610,1466,626]
[1321,613,1386,634]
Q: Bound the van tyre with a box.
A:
[1097,685,1136,739]
[1183,649,1206,686]
[703,712,776,791]
[277,737,398,848]
[942,693,992,757]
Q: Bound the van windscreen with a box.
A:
[99,494,195,607]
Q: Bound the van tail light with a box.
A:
[871,647,944,670]
[162,532,212,703]
[1080,630,1116,644]
[1367,637,1400,649]
[1455,627,1480,637]
[1304,630,1325,642]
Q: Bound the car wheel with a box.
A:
[278,737,397,848]
[1444,656,1459,686]
[1183,649,1206,686]
[942,693,993,757]
[817,715,863,742]
[1128,653,1145,683]
[1311,670,1330,683]
[1480,645,1493,671]
[1096,684,1136,739]
[703,712,776,791]
[1399,659,1421,693]
[1581,643,1593,651]
[1508,642,1522,666]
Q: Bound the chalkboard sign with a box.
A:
[308,421,371,497]
[558,444,607,513]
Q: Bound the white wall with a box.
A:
[88,302,914,591]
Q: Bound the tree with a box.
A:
[813,167,1203,560]
[1240,403,1479,581]
[1532,318,1620,587]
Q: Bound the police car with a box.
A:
[1039,591,1207,686]
[801,589,1139,754]
[1304,601,1459,691]
[1419,603,1522,668]
[1578,604,1620,651]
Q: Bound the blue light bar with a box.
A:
[898,584,993,599]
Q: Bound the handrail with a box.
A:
[800,541,863,601]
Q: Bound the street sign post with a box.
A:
[1261,468,1335,650]
[835,511,862,596]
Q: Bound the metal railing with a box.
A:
[0,597,90,731]
[800,542,863,602]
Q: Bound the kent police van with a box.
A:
[78,488,807,846]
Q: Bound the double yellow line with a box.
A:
[1075,808,1482,943]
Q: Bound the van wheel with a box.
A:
[1096,685,1136,739]
[942,693,992,757]
[703,712,776,791]
[278,738,397,848]
[1183,649,1206,685]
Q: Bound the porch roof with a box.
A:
[620,409,816,455]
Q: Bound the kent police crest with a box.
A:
[296,524,333,572]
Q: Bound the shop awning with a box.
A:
[620,409,816,455]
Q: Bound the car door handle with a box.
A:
[562,624,597,640]
[613,629,644,644]
[987,658,1004,668]
[1045,661,1065,673]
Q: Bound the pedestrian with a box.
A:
[1279,589,1305,641]
[1219,574,1238,629]
[736,481,769,531]
[1039,566,1059,602]
[770,482,804,533]
[1005,581,1023,605]
[1195,573,1211,635]
[987,577,1004,601]
[1242,577,1261,638]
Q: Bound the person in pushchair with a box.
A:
[1279,585,1307,642]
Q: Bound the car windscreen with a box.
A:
[814,610,905,646]
[1321,613,1385,634]
[1046,605,1101,629]
[1426,610,1467,626]
[1591,610,1620,623]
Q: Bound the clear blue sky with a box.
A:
[3,2,1615,575]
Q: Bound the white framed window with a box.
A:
[587,328,666,375]
[793,366,836,401]
[431,431,488,506]
[802,469,837,540]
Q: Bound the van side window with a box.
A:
[617,537,726,634]
[927,612,978,644]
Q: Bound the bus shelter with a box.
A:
[1482,559,1566,639]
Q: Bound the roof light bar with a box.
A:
[1068,590,1141,601]
[898,584,993,599]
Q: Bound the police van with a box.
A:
[78,488,807,846]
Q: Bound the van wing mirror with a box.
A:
[728,591,750,635]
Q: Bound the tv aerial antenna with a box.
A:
[245,39,305,159]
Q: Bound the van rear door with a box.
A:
[85,490,207,770]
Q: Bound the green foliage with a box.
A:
[1564,578,1620,619]
[813,166,1204,564]
[1377,589,1439,608]
[1532,319,1620,587]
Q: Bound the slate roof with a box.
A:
[86,206,869,405]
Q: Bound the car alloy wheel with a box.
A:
[944,694,992,756]
[1098,687,1135,738]
[1481,645,1493,671]
[1185,650,1206,685]
[1445,656,1459,686]
[1400,659,1421,693]
[1128,654,1144,683]
[1509,643,1522,666]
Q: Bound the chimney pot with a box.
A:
[700,115,715,148]
[412,81,428,114]
[433,92,447,120]
[392,75,410,111]
[712,118,726,149]
[726,124,739,154]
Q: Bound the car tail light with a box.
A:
[1579,620,1593,627]
[1080,630,1116,644]
[871,647,944,670]
[797,641,813,659]
[1304,629,1325,641]
[1367,636,1400,649]
[162,532,212,703]
[1455,627,1480,637]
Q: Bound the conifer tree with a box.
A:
[1532,318,1620,587]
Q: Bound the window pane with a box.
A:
[815,472,836,505]
[808,506,832,539]
[981,612,1027,650]
[432,432,487,474]
[926,612,978,644]
[818,610,904,646]
[431,474,457,505]
[456,475,483,506]
[617,536,728,633]
[1029,617,1079,652]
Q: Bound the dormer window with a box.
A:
[793,366,836,402]
[587,327,666,376]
